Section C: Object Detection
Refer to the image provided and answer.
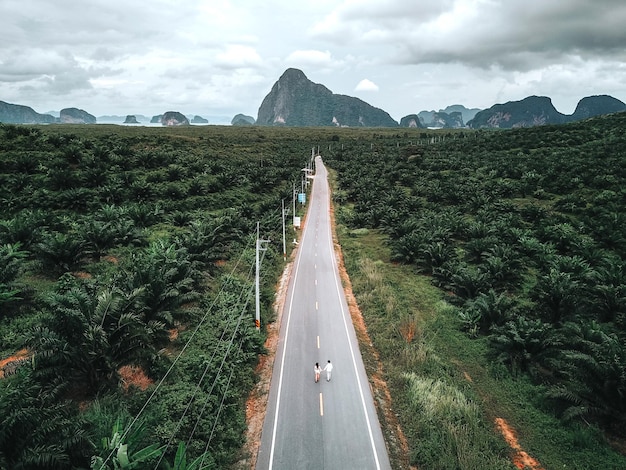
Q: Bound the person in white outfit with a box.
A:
[314,362,321,383]
[324,360,333,381]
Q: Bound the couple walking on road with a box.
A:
[314,360,333,383]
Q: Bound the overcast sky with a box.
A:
[2,0,625,123]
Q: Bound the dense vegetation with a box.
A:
[2,114,626,469]
[0,123,321,469]
[322,112,626,468]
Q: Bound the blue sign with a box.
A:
[298,193,306,204]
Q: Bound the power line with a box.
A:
[154,257,257,467]
[100,231,256,469]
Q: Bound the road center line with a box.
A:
[319,393,324,416]
[325,180,383,470]
[267,181,313,469]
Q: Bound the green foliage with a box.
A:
[0,123,316,468]
[28,283,159,395]
[90,417,163,470]
[35,231,86,275]
[548,321,626,430]
[0,242,29,309]
[0,371,93,469]
[3,116,626,468]
[326,114,626,467]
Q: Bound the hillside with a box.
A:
[416,104,482,128]
[256,68,399,127]
[468,94,626,128]
[0,100,56,124]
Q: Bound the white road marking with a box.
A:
[324,174,383,470]
[267,198,311,470]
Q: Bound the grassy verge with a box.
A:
[335,223,626,469]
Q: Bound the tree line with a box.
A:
[0,123,314,469]
[323,113,626,442]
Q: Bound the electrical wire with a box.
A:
[102,196,287,469]
[99,231,256,469]
[152,256,257,468]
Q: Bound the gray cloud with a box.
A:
[313,0,626,71]
[1,0,624,120]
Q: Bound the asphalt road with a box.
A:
[256,156,391,470]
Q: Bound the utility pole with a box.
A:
[255,222,270,330]
[281,199,286,262]
[292,182,296,226]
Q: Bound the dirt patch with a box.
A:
[495,417,544,470]
[119,365,153,392]
[74,271,93,279]
[0,348,31,378]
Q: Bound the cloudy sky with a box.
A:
[2,0,625,123]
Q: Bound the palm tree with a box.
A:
[0,242,29,312]
[461,289,515,333]
[116,240,200,329]
[29,286,155,395]
[490,317,560,377]
[80,220,120,260]
[0,372,92,469]
[591,256,626,322]
[482,244,523,288]
[0,209,48,248]
[176,213,243,273]
[549,321,626,430]
[448,263,491,304]
[35,231,86,275]
[532,267,581,325]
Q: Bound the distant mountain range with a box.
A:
[256,70,625,128]
[2,68,625,128]
[467,95,626,129]
[418,105,482,128]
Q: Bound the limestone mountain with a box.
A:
[257,68,398,127]
[468,95,626,129]
[60,108,97,124]
[399,114,424,128]
[468,96,567,128]
[570,95,626,121]
[0,100,55,124]
[123,115,140,124]
[415,105,481,128]
[421,111,465,128]
[231,114,255,126]
[190,115,208,124]
[160,111,189,126]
